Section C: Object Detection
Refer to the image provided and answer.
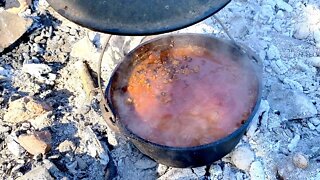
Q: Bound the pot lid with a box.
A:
[47,0,230,35]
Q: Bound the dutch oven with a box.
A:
[103,33,262,168]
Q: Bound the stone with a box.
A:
[29,112,53,129]
[276,10,285,18]
[0,66,12,79]
[4,96,52,124]
[307,122,316,130]
[314,30,320,44]
[292,152,308,169]
[310,117,320,126]
[0,125,10,133]
[76,157,87,170]
[209,164,223,180]
[42,159,65,179]
[80,126,109,165]
[6,135,25,157]
[69,28,77,36]
[16,166,54,180]
[267,84,317,119]
[293,23,310,40]
[66,161,77,173]
[247,100,270,137]
[192,166,206,177]
[0,11,33,52]
[283,78,303,92]
[157,164,168,176]
[229,16,249,38]
[57,140,76,153]
[18,130,52,155]
[307,57,320,68]
[158,168,197,180]
[231,145,255,171]
[260,5,274,20]
[288,134,300,152]
[135,157,157,170]
[267,45,280,60]
[249,161,265,180]
[70,37,100,60]
[276,0,293,13]
[276,155,295,179]
[22,63,52,81]
[270,59,288,74]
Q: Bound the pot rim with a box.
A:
[106,33,262,150]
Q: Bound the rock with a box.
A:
[273,20,282,32]
[267,45,280,60]
[316,125,320,133]
[80,126,109,165]
[293,23,310,40]
[276,0,293,13]
[231,145,255,171]
[18,130,52,155]
[76,157,87,170]
[229,16,249,38]
[22,63,52,81]
[57,140,76,153]
[288,134,300,152]
[310,117,320,126]
[0,11,33,52]
[135,157,157,170]
[276,10,285,18]
[192,166,206,177]
[6,135,25,157]
[307,121,316,130]
[307,57,320,68]
[70,37,100,60]
[314,30,320,44]
[267,84,317,119]
[69,28,77,36]
[277,156,296,179]
[209,164,223,180]
[247,100,270,137]
[157,164,168,176]
[4,96,52,124]
[0,124,10,133]
[0,66,12,79]
[283,78,303,92]
[66,161,77,173]
[158,168,197,180]
[42,159,65,179]
[16,166,54,180]
[259,5,274,20]
[292,152,308,169]
[270,59,288,74]
[249,161,265,179]
[29,112,53,129]
[222,163,235,179]
[32,43,44,54]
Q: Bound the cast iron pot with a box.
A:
[104,34,262,168]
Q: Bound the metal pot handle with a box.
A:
[212,15,263,67]
[97,35,120,132]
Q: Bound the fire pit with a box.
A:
[105,34,262,167]
[47,0,262,168]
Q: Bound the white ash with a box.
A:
[0,0,320,179]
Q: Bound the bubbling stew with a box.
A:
[111,45,258,147]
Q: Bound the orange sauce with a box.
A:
[112,46,258,147]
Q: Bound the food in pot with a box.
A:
[111,45,258,147]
